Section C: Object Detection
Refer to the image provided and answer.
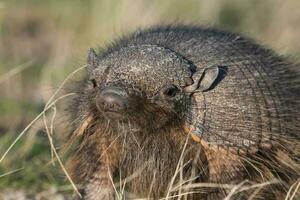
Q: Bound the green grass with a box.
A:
[0,130,68,192]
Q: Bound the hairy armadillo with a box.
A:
[66,25,300,200]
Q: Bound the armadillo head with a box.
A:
[85,45,219,132]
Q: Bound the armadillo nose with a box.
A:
[96,88,128,119]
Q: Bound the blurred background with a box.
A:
[0,0,300,198]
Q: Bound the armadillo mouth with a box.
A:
[103,111,124,119]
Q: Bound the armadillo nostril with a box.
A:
[96,88,128,118]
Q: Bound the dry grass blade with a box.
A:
[49,105,57,164]
[224,180,248,200]
[290,180,300,200]
[0,112,43,163]
[237,180,279,193]
[45,65,86,108]
[285,179,300,200]
[160,191,199,200]
[42,101,82,198]
[38,66,87,198]
[170,175,200,192]
[247,186,264,200]
[0,65,86,197]
[171,182,236,192]
[0,60,34,84]
[0,65,86,163]
[147,170,157,199]
[107,168,120,200]
[0,93,75,164]
[114,160,152,188]
[0,168,24,178]
[170,179,278,194]
[165,134,190,198]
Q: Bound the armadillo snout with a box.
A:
[96,87,128,119]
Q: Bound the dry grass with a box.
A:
[0,0,300,199]
[0,65,86,198]
[0,55,299,200]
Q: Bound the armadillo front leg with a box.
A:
[84,163,115,200]
[81,133,119,200]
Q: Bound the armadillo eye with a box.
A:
[163,85,179,98]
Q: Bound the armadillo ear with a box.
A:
[184,65,221,93]
[87,48,98,75]
[197,65,219,92]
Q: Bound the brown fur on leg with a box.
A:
[66,120,120,200]
[84,164,115,200]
